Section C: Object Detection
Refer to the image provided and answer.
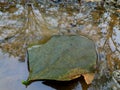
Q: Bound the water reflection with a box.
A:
[0,1,120,90]
[0,50,89,90]
[0,50,53,90]
[43,80,81,90]
[42,76,88,90]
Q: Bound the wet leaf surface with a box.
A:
[27,35,97,84]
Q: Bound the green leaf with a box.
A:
[26,35,97,84]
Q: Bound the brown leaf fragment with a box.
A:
[116,9,120,12]
[83,73,95,84]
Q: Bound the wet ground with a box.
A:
[0,0,120,90]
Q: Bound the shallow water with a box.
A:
[0,50,55,90]
[0,49,89,90]
[0,0,120,90]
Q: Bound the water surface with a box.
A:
[0,1,120,90]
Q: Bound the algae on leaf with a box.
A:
[26,35,97,85]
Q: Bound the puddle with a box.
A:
[0,49,89,90]
[0,0,120,90]
[0,50,52,90]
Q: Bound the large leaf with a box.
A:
[26,35,97,84]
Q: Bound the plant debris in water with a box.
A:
[0,0,120,89]
[25,35,97,86]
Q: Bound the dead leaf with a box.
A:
[26,36,97,85]
[116,9,120,13]
[83,73,95,84]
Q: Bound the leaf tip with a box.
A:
[22,80,30,87]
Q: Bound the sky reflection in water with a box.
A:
[0,50,88,90]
